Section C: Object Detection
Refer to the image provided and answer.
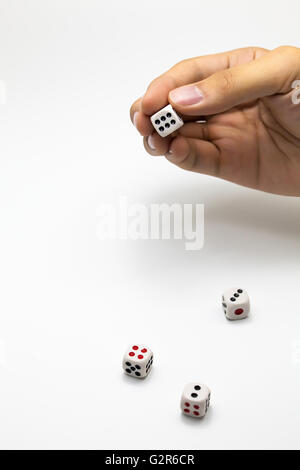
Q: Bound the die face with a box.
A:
[150,104,183,137]
[222,287,250,320]
[122,344,153,378]
[123,357,145,378]
[181,383,211,418]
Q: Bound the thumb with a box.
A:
[169,46,300,116]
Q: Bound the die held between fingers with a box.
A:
[150,104,183,138]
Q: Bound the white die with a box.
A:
[150,104,183,137]
[122,344,153,379]
[181,383,211,418]
[222,287,250,320]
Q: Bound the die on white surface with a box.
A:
[122,344,153,378]
[222,287,250,320]
[181,383,211,418]
[150,104,183,137]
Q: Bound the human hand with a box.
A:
[130,46,300,196]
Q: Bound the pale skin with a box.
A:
[130,46,300,196]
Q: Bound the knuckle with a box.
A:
[147,74,166,91]
[252,46,269,58]
[174,58,190,68]
[147,76,159,89]
[177,143,197,171]
[275,45,300,58]
[169,58,195,79]
[218,70,235,94]
[274,46,300,82]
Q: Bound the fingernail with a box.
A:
[147,135,156,151]
[133,112,139,128]
[169,86,203,106]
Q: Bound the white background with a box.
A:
[0,0,300,450]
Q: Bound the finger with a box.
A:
[178,122,208,140]
[143,133,172,156]
[165,135,220,176]
[130,98,153,136]
[132,47,267,136]
[142,47,268,116]
[144,121,209,156]
[169,46,300,116]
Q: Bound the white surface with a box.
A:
[0,0,300,450]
